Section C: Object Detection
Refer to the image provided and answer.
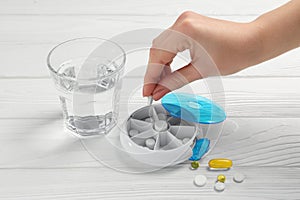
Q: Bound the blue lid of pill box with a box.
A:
[161,93,226,124]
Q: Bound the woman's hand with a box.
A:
[143,0,300,100]
[143,11,262,100]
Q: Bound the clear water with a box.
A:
[55,59,122,136]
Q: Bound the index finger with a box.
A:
[143,47,176,97]
[143,28,190,97]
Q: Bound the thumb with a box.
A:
[143,29,192,97]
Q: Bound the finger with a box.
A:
[143,61,172,97]
[152,86,171,101]
[161,64,172,78]
[152,63,202,100]
[143,50,175,97]
[143,82,156,97]
[143,29,190,97]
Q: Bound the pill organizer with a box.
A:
[120,92,226,167]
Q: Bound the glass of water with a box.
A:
[47,37,126,136]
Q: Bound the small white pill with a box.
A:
[194,175,207,187]
[157,113,167,120]
[214,181,225,192]
[129,129,139,137]
[233,172,245,183]
[154,120,168,132]
[182,137,190,144]
[145,118,153,123]
[145,138,156,149]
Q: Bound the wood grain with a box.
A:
[0,0,289,15]
[0,117,299,168]
[0,0,299,199]
[0,15,300,77]
[0,167,299,200]
[0,77,299,118]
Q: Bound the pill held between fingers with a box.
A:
[233,172,245,183]
[214,181,225,192]
[145,138,156,149]
[194,175,207,187]
[147,96,153,105]
[129,129,139,137]
[182,137,190,144]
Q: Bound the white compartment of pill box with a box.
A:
[120,104,198,167]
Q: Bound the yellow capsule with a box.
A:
[208,158,232,169]
[217,174,226,183]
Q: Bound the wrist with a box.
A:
[249,0,300,63]
[239,20,266,69]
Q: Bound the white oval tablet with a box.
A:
[145,138,156,149]
[194,175,207,187]
[233,172,245,183]
[129,129,139,137]
[214,181,225,192]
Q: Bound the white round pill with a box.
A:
[194,175,207,187]
[145,138,156,149]
[145,118,153,123]
[182,137,190,144]
[214,181,225,192]
[129,129,139,137]
[233,172,245,183]
[154,120,168,132]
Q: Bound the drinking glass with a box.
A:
[47,37,126,136]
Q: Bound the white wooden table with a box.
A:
[1,0,300,199]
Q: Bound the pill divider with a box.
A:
[120,93,226,167]
[126,104,197,151]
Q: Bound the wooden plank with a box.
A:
[0,0,289,15]
[0,167,299,199]
[1,42,300,77]
[0,78,299,119]
[0,15,257,44]
[0,119,99,168]
[210,118,300,167]
[0,117,299,168]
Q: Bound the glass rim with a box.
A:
[47,37,126,82]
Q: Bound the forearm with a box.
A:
[252,0,300,63]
